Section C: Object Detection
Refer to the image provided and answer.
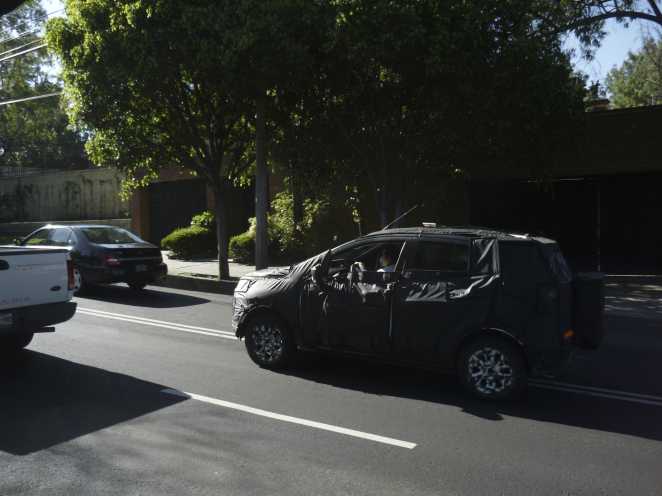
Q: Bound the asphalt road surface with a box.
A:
[1,283,661,495]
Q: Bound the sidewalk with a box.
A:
[154,251,258,294]
[162,252,256,279]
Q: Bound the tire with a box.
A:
[129,282,147,291]
[244,313,295,370]
[2,331,34,353]
[73,267,85,295]
[457,335,527,401]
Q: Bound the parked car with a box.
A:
[0,245,77,353]
[232,226,604,400]
[18,224,167,294]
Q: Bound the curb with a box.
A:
[152,274,237,295]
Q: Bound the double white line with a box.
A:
[77,307,238,340]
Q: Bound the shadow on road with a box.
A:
[0,351,186,456]
[276,342,662,443]
[76,284,210,308]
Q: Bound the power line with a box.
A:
[0,91,61,106]
[0,8,65,47]
[0,43,47,63]
[0,37,43,58]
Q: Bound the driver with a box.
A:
[377,249,396,272]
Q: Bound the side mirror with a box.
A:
[13,238,22,246]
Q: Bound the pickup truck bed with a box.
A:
[0,246,77,352]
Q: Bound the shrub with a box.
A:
[228,228,255,264]
[191,210,215,230]
[161,225,216,259]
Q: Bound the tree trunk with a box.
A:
[213,184,230,280]
[255,94,269,270]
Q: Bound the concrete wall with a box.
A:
[0,168,129,223]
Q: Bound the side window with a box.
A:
[328,241,404,275]
[49,228,72,246]
[407,241,469,273]
[24,229,52,246]
[500,243,551,289]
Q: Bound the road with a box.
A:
[1,282,661,495]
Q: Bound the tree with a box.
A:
[47,1,254,279]
[316,0,586,230]
[47,0,335,277]
[225,0,337,269]
[606,35,662,106]
[0,1,88,171]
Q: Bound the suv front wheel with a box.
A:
[458,336,526,400]
[244,314,295,370]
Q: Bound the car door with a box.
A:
[305,239,406,356]
[390,237,485,365]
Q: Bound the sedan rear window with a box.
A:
[80,227,142,244]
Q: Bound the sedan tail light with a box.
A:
[102,254,121,267]
[67,259,75,290]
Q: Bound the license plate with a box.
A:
[135,264,148,272]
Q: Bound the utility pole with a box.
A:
[255,93,268,270]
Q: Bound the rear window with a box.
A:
[80,227,142,245]
[542,245,573,283]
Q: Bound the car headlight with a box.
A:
[234,279,252,294]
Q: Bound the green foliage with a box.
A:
[0,1,88,171]
[269,192,332,260]
[606,36,662,108]
[228,228,256,264]
[161,226,216,260]
[229,192,349,264]
[191,211,216,230]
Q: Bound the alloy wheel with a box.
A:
[250,322,284,364]
[467,346,514,395]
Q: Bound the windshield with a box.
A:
[80,227,143,245]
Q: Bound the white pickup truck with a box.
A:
[0,246,77,353]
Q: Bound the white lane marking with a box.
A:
[529,382,662,407]
[79,307,236,336]
[77,309,237,340]
[530,379,662,402]
[161,388,417,450]
[76,307,662,408]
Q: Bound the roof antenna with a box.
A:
[382,204,421,230]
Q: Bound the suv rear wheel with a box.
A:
[244,314,295,369]
[458,336,526,400]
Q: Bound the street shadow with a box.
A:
[76,284,210,308]
[276,348,662,442]
[0,351,186,456]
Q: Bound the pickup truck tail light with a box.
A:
[67,260,75,290]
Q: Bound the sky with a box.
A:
[39,0,650,89]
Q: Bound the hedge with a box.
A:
[161,225,216,259]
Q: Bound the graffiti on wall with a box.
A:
[0,169,129,223]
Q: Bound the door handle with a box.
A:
[0,260,9,271]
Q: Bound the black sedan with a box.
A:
[19,224,167,294]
